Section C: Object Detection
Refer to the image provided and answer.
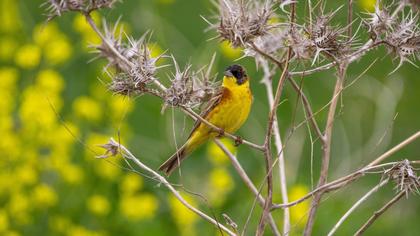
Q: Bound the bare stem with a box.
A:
[262,63,290,235]
[111,138,237,236]
[304,65,346,236]
[214,139,281,236]
[327,179,389,236]
[272,131,420,210]
[354,191,406,235]
[256,48,292,236]
[262,61,290,235]
[288,77,325,142]
[367,131,420,167]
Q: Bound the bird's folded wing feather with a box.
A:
[187,87,225,138]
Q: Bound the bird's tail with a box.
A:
[158,143,190,176]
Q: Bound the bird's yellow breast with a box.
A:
[206,77,252,134]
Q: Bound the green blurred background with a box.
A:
[0,0,419,235]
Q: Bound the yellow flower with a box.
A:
[0,0,22,33]
[14,44,41,69]
[45,35,73,65]
[8,193,30,217]
[0,37,18,61]
[220,41,242,59]
[87,195,111,216]
[169,193,198,227]
[208,168,234,206]
[120,193,158,220]
[2,230,20,236]
[67,225,104,236]
[94,159,121,180]
[120,173,143,195]
[73,12,101,33]
[59,164,84,185]
[73,13,101,45]
[109,96,134,122]
[33,22,60,47]
[73,96,103,122]
[49,215,72,233]
[0,210,9,232]
[36,69,65,93]
[33,184,58,208]
[289,184,309,227]
[85,133,112,157]
[19,87,59,130]
[359,0,376,12]
[16,164,38,186]
[209,168,233,191]
[207,138,236,166]
[0,67,18,91]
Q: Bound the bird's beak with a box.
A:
[224,70,234,77]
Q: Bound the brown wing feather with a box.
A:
[187,87,225,138]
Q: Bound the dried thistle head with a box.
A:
[385,159,420,197]
[307,8,352,63]
[43,0,118,20]
[244,27,288,62]
[163,57,217,111]
[288,28,315,61]
[92,21,163,96]
[385,11,420,73]
[211,0,275,48]
[363,4,394,41]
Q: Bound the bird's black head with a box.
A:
[224,64,248,85]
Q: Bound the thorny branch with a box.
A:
[43,0,420,235]
[105,139,237,236]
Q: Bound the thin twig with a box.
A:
[256,47,292,236]
[272,131,420,210]
[304,64,347,236]
[288,77,325,142]
[214,139,281,236]
[261,62,290,235]
[367,131,420,168]
[327,179,389,236]
[112,138,237,236]
[354,191,406,236]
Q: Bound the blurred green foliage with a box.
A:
[0,0,419,235]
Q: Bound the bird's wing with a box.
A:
[187,87,225,139]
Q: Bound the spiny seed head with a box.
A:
[385,11,420,73]
[385,160,420,197]
[213,0,275,48]
[108,72,148,96]
[289,29,315,61]
[363,4,394,40]
[92,21,162,96]
[304,9,352,64]
[43,0,118,20]
[246,27,288,57]
[163,57,217,110]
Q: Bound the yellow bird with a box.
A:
[159,64,253,175]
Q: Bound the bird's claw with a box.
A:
[234,136,243,146]
[217,129,225,138]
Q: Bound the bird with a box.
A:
[159,64,253,175]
